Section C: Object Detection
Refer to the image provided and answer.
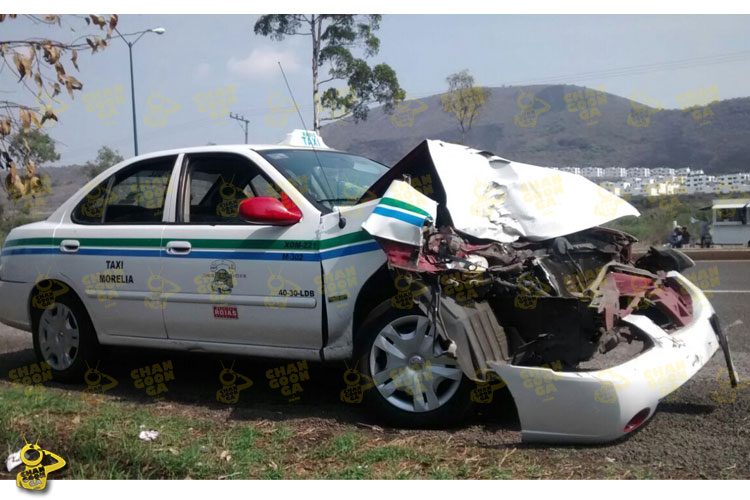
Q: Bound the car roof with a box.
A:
[124,144,346,163]
[128,144,345,161]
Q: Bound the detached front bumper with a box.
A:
[488,271,727,444]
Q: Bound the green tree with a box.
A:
[86,146,124,179]
[9,129,60,165]
[440,70,490,145]
[253,15,405,131]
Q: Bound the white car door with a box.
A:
[52,155,179,339]
[158,152,324,349]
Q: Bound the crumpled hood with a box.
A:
[361,140,639,243]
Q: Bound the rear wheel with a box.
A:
[31,284,99,383]
[357,301,473,428]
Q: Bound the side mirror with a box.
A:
[238,196,302,226]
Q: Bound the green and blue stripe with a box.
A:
[1,231,380,262]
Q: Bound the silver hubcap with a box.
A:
[369,315,462,413]
[38,303,80,370]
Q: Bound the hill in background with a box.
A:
[0,165,88,221]
[321,84,750,173]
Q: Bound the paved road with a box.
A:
[1,260,749,478]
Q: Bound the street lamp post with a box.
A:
[112,26,166,156]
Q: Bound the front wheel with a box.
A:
[357,301,474,428]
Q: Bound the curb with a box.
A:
[633,248,750,261]
[681,249,750,261]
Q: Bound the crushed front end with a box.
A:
[360,140,738,443]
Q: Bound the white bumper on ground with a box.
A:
[0,279,32,331]
[488,271,720,444]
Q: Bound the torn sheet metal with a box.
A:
[363,140,639,244]
[361,180,437,247]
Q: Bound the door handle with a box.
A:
[166,241,192,255]
[60,239,80,253]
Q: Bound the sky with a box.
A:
[2,14,750,165]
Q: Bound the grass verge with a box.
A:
[0,381,709,479]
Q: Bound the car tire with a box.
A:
[31,283,100,383]
[356,299,474,428]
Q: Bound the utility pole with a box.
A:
[229,112,250,144]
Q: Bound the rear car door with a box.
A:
[159,152,324,349]
[53,155,178,339]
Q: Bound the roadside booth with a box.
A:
[707,198,750,245]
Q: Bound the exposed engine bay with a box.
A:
[360,140,736,387]
[376,223,697,380]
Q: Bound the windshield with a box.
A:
[259,149,388,210]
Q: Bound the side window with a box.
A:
[72,180,111,224]
[185,154,282,224]
[715,208,746,224]
[72,156,176,224]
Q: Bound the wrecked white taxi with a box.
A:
[0,132,737,443]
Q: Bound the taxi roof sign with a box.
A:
[279,129,329,149]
